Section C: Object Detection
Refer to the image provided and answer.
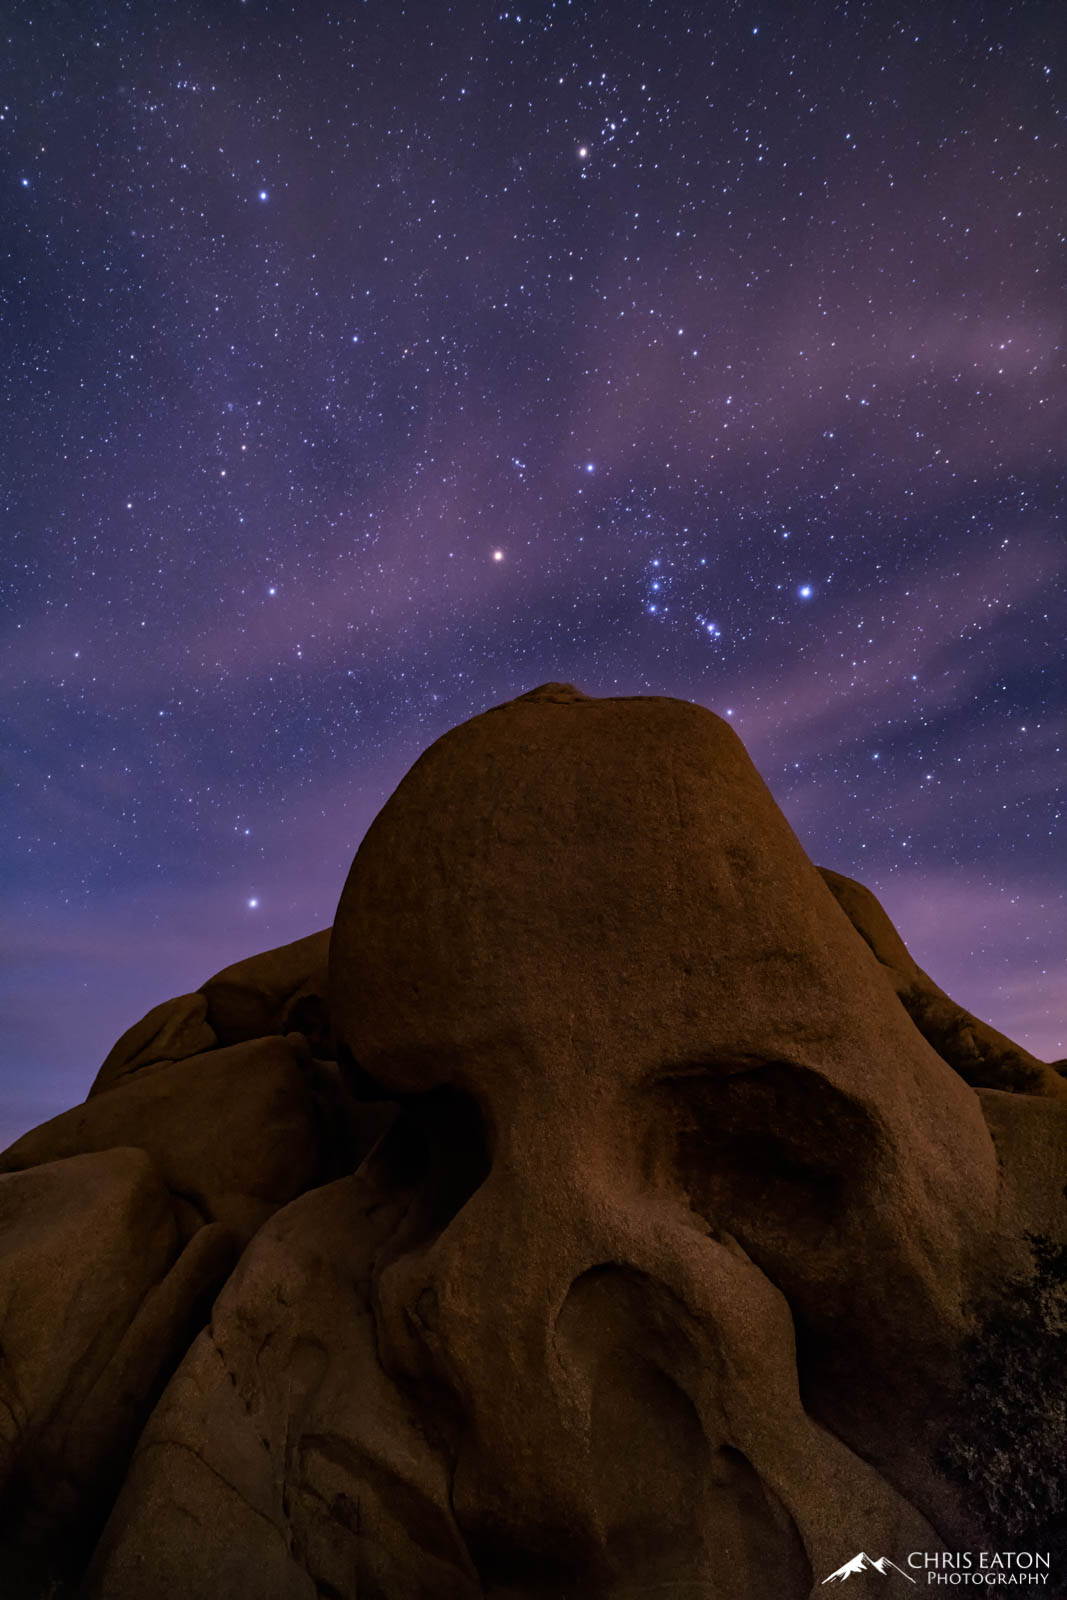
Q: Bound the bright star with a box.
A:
[248,897,259,908]
[578,146,588,158]
[258,189,268,201]
[798,584,813,599]
[492,549,504,562]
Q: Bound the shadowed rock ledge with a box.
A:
[2,686,1064,1599]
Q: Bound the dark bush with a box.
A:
[937,1233,1067,1568]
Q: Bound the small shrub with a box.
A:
[937,1233,1067,1563]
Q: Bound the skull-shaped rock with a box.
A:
[329,684,1002,1592]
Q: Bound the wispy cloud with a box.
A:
[705,535,1063,773]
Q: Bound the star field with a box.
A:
[2,0,1065,1143]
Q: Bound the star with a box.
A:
[5,0,1064,1133]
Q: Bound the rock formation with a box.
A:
[2,685,1064,1598]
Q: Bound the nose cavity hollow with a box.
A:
[553,1264,812,1598]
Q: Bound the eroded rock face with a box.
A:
[199,928,332,1051]
[0,1150,234,1564]
[90,992,217,1098]
[0,1036,325,1244]
[80,686,1067,1598]
[327,685,1000,1578]
[4,685,1065,1598]
[82,1149,474,1600]
[819,867,1067,1101]
[0,936,373,1591]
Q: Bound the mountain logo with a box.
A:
[822,1551,917,1584]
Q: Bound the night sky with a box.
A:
[3,1,1064,1149]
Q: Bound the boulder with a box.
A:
[819,867,1067,1099]
[975,1087,1067,1270]
[82,1144,480,1600]
[90,992,216,1098]
[199,929,332,1051]
[2,685,1062,1597]
[82,1135,943,1600]
[0,1036,323,1244]
[88,929,334,1101]
[0,1149,233,1570]
[321,683,998,1576]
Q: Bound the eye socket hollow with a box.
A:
[373,1084,493,1254]
[656,1058,883,1254]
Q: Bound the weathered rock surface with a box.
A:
[0,1036,324,1243]
[88,929,332,1100]
[974,1088,1067,1270]
[2,684,1064,1597]
[83,1142,480,1600]
[200,928,332,1051]
[84,1132,942,1600]
[819,866,1067,1101]
[0,948,379,1589]
[0,1150,234,1565]
[326,684,1005,1570]
[90,991,217,1098]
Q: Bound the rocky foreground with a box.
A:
[2,685,1065,1598]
